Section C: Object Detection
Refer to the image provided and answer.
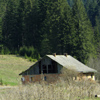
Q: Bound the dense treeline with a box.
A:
[0,0,100,63]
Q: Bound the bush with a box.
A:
[0,78,3,85]
[19,46,28,56]
[87,57,100,80]
[0,46,10,54]
[60,68,78,84]
[24,54,28,59]
[4,47,10,54]
[0,81,99,100]
[19,46,40,60]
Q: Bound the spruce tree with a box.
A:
[2,0,19,51]
[67,0,73,7]
[0,17,2,47]
[56,0,74,54]
[24,0,42,52]
[22,0,33,47]
[94,17,100,54]
[85,0,98,26]
[40,0,73,55]
[0,1,3,44]
[72,0,96,63]
[17,0,26,47]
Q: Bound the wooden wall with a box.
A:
[22,74,62,84]
[23,56,62,75]
[77,73,95,81]
[21,72,95,84]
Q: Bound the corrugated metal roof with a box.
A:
[46,55,97,73]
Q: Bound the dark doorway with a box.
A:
[43,65,47,74]
[39,61,41,74]
[52,60,58,73]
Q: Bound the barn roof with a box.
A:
[46,55,97,73]
[19,54,97,75]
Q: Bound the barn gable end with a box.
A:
[19,54,97,83]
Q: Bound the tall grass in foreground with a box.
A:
[0,68,99,100]
[0,80,100,100]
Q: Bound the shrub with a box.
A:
[4,47,10,54]
[0,46,10,54]
[60,67,78,85]
[87,57,100,80]
[0,81,99,100]
[24,54,28,59]
[0,78,3,85]
[19,46,28,56]
[19,46,40,60]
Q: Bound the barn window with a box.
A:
[44,76,47,81]
[30,76,34,82]
[41,61,58,74]
[48,65,53,73]
[91,74,93,78]
[43,65,47,74]
[48,60,58,73]
[21,77,25,82]
[73,76,77,80]
[52,60,58,73]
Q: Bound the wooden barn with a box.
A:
[19,54,97,83]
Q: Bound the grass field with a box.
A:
[0,55,34,86]
[0,55,100,100]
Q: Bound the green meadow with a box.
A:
[0,55,100,100]
[0,55,34,86]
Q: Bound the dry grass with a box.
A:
[0,80,100,100]
[0,55,100,100]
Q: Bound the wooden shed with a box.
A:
[19,54,97,83]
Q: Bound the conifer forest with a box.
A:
[0,0,100,64]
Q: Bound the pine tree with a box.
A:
[56,0,74,54]
[2,0,19,51]
[94,17,100,55]
[22,0,33,47]
[0,17,2,46]
[40,0,74,55]
[67,0,73,7]
[72,0,96,63]
[17,0,26,47]
[0,1,3,43]
[24,0,41,49]
[85,0,98,26]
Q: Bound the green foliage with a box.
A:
[0,0,100,64]
[19,46,27,56]
[25,53,28,59]
[84,0,98,26]
[67,0,73,7]
[0,78,3,85]
[0,45,10,54]
[40,0,74,55]
[94,17,100,51]
[19,46,40,60]
[72,0,96,63]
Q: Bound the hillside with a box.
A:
[0,55,34,86]
[0,0,100,64]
